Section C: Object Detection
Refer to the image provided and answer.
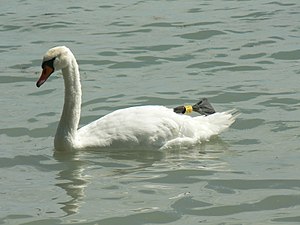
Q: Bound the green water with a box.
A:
[1,0,300,224]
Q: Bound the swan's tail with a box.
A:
[173,98,216,116]
[162,109,238,149]
[205,109,239,134]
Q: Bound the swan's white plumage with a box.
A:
[37,46,236,151]
[76,106,235,149]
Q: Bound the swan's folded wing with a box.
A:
[76,106,180,148]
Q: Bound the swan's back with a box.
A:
[76,106,236,149]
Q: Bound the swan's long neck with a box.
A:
[54,56,82,151]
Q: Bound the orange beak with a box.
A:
[36,65,54,87]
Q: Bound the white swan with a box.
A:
[36,46,236,151]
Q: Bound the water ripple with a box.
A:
[191,195,300,216]
[178,30,226,40]
[271,49,300,60]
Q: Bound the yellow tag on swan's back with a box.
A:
[184,105,193,114]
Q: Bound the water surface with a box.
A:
[1,0,300,224]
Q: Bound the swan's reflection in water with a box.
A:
[53,151,90,216]
[52,147,166,216]
[52,137,230,217]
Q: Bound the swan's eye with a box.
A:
[42,57,56,69]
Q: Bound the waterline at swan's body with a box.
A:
[36,46,236,151]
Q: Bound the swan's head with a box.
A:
[36,46,73,87]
